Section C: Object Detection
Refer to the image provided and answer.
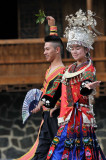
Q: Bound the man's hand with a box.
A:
[46,16,55,26]
[50,105,59,117]
[31,100,44,114]
[50,108,56,117]
[85,81,101,90]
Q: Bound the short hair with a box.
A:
[44,35,64,55]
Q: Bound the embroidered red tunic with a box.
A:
[58,61,96,126]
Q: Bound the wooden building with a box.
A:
[0,0,106,96]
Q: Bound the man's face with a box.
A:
[44,42,57,62]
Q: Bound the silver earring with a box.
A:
[86,52,90,58]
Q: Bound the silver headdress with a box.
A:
[64,9,98,51]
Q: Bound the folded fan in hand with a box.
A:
[22,88,42,124]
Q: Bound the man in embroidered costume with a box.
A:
[15,16,65,160]
[39,10,106,159]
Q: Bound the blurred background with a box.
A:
[0,0,106,159]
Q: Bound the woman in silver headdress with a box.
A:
[40,10,106,160]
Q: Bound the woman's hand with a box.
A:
[46,16,55,26]
[85,81,101,90]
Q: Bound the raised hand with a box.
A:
[46,16,55,26]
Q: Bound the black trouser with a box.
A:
[32,111,58,160]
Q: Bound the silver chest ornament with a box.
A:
[61,60,91,85]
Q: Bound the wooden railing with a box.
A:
[0,37,106,94]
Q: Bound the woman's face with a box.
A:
[70,44,88,62]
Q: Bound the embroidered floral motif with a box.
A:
[85,149,92,159]
[57,125,65,136]
[82,125,88,137]
[82,71,96,82]
[64,139,71,148]
[61,152,69,160]
[83,137,93,146]
[70,138,74,149]
[52,136,60,145]
[47,149,53,157]
[75,125,80,137]
[46,74,63,96]
[66,82,74,107]
[75,138,81,148]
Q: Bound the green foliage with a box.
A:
[35,10,46,24]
